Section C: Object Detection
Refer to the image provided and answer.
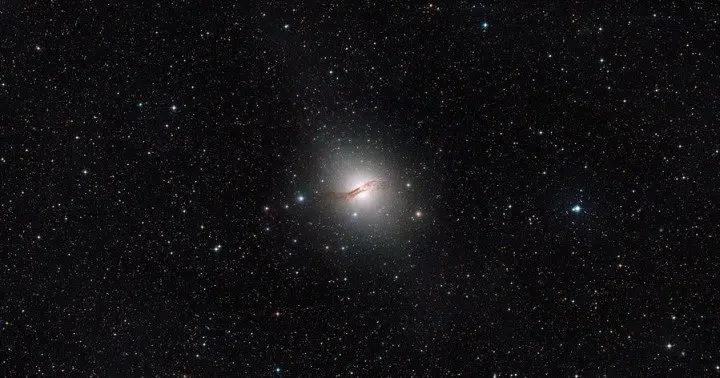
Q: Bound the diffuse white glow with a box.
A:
[319,146,400,225]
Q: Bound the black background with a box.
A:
[2,1,719,375]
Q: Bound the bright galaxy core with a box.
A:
[306,141,423,242]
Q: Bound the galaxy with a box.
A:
[3,1,720,376]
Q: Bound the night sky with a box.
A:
[2,1,720,376]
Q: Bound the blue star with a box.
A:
[481,22,489,29]
[571,205,582,213]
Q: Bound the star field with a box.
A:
[2,1,720,376]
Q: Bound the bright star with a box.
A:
[482,22,489,29]
[572,205,582,213]
[297,195,304,202]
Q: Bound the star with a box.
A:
[297,195,304,202]
[481,22,489,29]
[571,205,582,213]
